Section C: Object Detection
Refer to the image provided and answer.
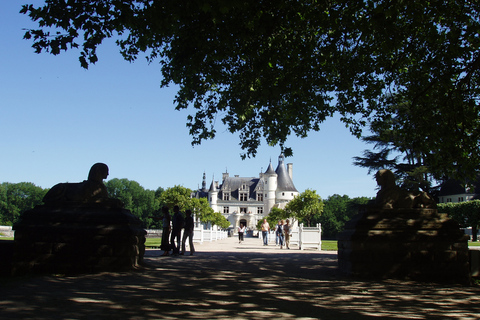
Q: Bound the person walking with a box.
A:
[170,205,184,255]
[284,219,291,249]
[275,220,282,246]
[261,219,270,246]
[276,220,285,249]
[160,206,171,256]
[238,223,246,243]
[181,209,195,255]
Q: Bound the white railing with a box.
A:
[298,223,322,250]
[259,223,321,250]
[0,226,14,237]
[146,227,228,246]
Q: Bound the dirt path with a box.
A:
[0,237,479,319]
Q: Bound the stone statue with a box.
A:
[43,163,121,207]
[374,169,436,209]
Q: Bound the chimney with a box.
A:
[287,163,293,180]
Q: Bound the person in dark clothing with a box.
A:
[181,209,195,255]
[170,205,184,255]
[160,206,171,256]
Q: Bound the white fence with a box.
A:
[261,223,321,250]
[146,226,228,245]
[0,226,14,237]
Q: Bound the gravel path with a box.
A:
[0,237,479,319]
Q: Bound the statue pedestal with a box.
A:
[338,207,470,284]
[12,204,146,275]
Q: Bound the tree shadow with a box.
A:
[0,250,479,319]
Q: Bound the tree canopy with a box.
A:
[285,189,324,227]
[21,0,480,181]
[438,201,480,241]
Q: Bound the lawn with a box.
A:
[2,237,480,250]
[144,238,340,250]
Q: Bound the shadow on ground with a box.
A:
[0,250,479,319]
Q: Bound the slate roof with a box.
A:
[219,176,261,201]
[275,155,298,192]
[438,177,480,196]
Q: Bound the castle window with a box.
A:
[241,183,248,190]
[240,192,248,201]
[223,192,230,201]
[258,207,263,214]
[223,206,229,214]
[240,207,247,214]
[257,193,263,201]
[458,197,464,202]
[282,192,285,196]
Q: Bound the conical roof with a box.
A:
[264,160,277,175]
[275,154,298,192]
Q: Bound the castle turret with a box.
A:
[208,177,218,212]
[264,160,277,215]
[275,154,299,205]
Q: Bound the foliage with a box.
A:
[212,211,230,229]
[353,102,442,194]
[0,182,47,226]
[438,201,480,241]
[158,185,193,211]
[285,189,324,227]
[159,186,227,228]
[20,1,480,183]
[256,207,288,230]
[105,178,160,228]
[319,195,371,239]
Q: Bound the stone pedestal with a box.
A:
[12,204,146,275]
[338,207,470,284]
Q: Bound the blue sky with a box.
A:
[0,2,378,199]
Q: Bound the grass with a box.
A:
[143,238,339,250]
[145,238,162,248]
[2,237,479,250]
[321,240,338,251]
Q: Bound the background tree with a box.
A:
[20,1,480,183]
[0,182,47,226]
[105,178,160,228]
[438,201,480,241]
[320,195,371,239]
[285,189,324,227]
[158,185,193,211]
[211,212,230,229]
[257,207,288,231]
[353,100,446,194]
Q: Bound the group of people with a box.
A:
[157,205,195,256]
[261,218,291,249]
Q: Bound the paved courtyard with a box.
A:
[0,237,479,319]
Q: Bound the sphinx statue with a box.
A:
[374,169,436,209]
[13,163,144,275]
[43,163,121,207]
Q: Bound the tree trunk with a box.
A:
[472,226,478,242]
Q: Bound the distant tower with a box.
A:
[201,172,207,191]
[264,160,278,215]
[275,153,298,204]
[208,176,218,213]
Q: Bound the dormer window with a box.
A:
[240,192,248,201]
[223,192,230,201]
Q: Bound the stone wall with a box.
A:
[338,207,471,284]
[12,204,146,275]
